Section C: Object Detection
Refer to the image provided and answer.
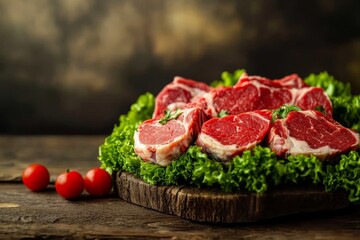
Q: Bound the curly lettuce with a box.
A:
[98,92,154,174]
[304,72,351,97]
[331,96,360,131]
[131,145,329,194]
[324,151,360,202]
[211,69,246,87]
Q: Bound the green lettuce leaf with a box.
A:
[285,155,324,185]
[139,146,197,186]
[211,69,246,87]
[139,161,166,185]
[324,151,360,203]
[304,71,351,98]
[331,95,360,131]
[98,92,154,174]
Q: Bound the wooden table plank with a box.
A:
[1,183,360,239]
[0,135,104,182]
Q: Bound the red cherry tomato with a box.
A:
[22,164,50,191]
[55,170,84,199]
[84,168,112,196]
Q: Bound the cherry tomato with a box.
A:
[84,168,112,196]
[22,164,50,191]
[55,169,84,199]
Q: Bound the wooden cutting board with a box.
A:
[114,171,351,223]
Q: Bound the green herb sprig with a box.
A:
[159,109,183,125]
[272,105,302,122]
[218,110,229,118]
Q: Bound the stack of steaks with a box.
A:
[134,74,359,166]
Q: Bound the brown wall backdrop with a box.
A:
[0,0,359,134]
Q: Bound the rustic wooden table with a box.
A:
[1,135,360,239]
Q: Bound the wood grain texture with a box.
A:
[1,183,360,240]
[115,171,351,223]
[0,135,104,182]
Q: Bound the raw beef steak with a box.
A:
[294,87,333,117]
[197,110,272,162]
[134,108,206,166]
[197,81,294,118]
[268,110,359,160]
[152,77,212,118]
[275,74,307,89]
[235,73,307,89]
[196,74,331,118]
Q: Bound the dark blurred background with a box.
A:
[0,0,359,134]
